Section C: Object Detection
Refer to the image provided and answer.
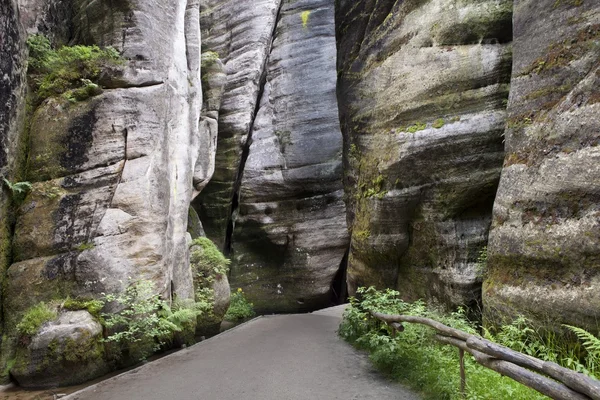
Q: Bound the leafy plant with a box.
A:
[339,287,550,400]
[16,302,57,336]
[101,280,203,360]
[224,288,255,321]
[2,178,32,204]
[26,34,122,103]
[564,325,600,376]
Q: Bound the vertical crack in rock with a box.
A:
[223,0,284,256]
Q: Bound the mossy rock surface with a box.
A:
[336,0,511,308]
[11,310,108,389]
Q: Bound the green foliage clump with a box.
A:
[26,34,122,103]
[190,237,230,280]
[224,288,255,321]
[62,297,103,318]
[360,174,387,199]
[16,302,57,336]
[433,118,445,129]
[407,121,427,133]
[562,325,600,376]
[2,178,32,204]
[190,237,230,275]
[102,280,204,360]
[200,51,220,70]
[339,287,549,400]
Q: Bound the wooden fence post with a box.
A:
[459,348,466,399]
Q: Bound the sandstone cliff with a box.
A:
[484,0,600,331]
[1,0,214,387]
[195,0,348,313]
[335,0,511,309]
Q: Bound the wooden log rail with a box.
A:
[369,311,600,400]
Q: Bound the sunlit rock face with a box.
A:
[484,0,600,331]
[196,0,348,313]
[335,0,512,308]
[3,0,214,387]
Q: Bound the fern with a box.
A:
[564,325,600,354]
[3,179,32,195]
[2,178,32,204]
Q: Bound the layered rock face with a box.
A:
[336,0,512,308]
[3,0,212,387]
[196,0,348,312]
[484,1,600,330]
[0,0,27,339]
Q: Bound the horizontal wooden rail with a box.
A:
[369,311,600,400]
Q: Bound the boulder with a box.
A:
[11,310,108,388]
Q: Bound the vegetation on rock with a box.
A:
[224,288,255,321]
[16,302,56,337]
[101,280,206,361]
[26,35,122,104]
[189,237,231,331]
[2,179,32,204]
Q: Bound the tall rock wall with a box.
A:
[0,0,27,358]
[484,0,600,331]
[2,0,213,387]
[335,0,512,308]
[196,0,348,313]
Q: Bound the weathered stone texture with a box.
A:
[196,0,348,313]
[3,0,213,387]
[11,311,108,388]
[194,0,282,247]
[233,0,348,313]
[336,0,512,308]
[0,0,27,382]
[484,0,600,330]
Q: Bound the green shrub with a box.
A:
[101,280,204,360]
[224,288,255,321]
[339,287,549,400]
[16,302,57,336]
[26,35,122,103]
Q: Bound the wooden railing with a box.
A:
[369,311,600,400]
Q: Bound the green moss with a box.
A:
[16,302,57,336]
[62,297,103,318]
[190,237,230,279]
[76,242,95,251]
[432,118,445,129]
[200,51,220,70]
[553,0,584,8]
[406,121,426,133]
[27,35,122,104]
